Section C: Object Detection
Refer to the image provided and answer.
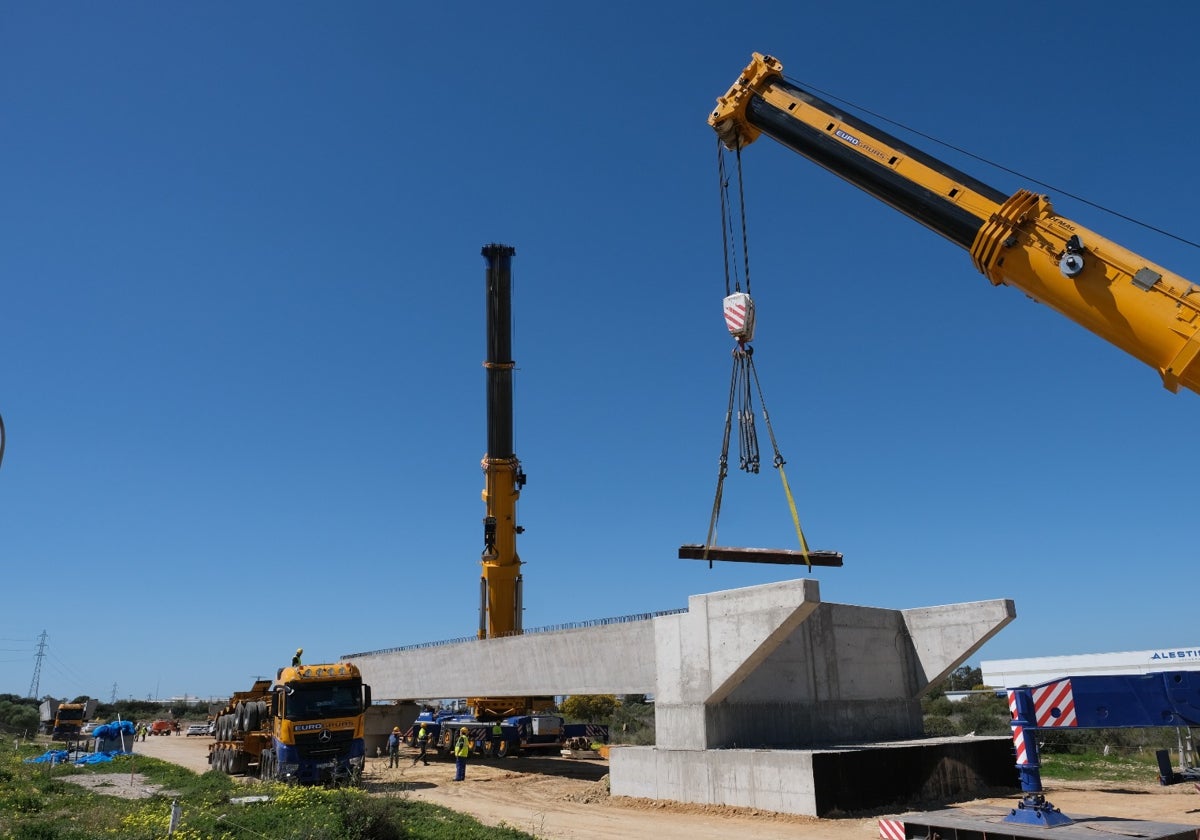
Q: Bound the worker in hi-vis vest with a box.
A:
[453,727,471,781]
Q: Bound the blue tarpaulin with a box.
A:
[24,748,129,766]
[93,720,136,740]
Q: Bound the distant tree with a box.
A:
[923,715,956,737]
[945,665,983,692]
[560,695,618,722]
[922,695,954,717]
[0,699,40,733]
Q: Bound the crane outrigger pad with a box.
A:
[678,544,843,566]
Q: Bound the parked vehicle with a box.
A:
[149,720,175,735]
[38,699,99,741]
[209,661,371,784]
[407,711,608,757]
[185,723,210,736]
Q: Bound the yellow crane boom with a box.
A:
[710,53,1200,394]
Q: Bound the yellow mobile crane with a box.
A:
[478,243,524,642]
[709,53,1200,395]
[470,244,552,720]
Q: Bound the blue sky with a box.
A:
[2,3,1196,703]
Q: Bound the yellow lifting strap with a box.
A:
[776,462,811,571]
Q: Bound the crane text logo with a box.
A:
[1150,649,1200,661]
[834,129,860,146]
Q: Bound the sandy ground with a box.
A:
[122,734,1200,840]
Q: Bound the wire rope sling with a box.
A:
[702,138,812,570]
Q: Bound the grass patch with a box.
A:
[0,739,538,840]
[1040,750,1164,784]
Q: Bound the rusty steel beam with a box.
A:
[678,544,843,566]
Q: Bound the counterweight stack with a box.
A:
[479,244,525,640]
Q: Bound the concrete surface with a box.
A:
[348,577,1017,816]
[609,736,1016,817]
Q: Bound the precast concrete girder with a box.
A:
[351,579,1014,751]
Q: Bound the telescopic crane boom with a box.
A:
[479,243,525,640]
[710,53,1200,395]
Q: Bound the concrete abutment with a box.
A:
[351,578,1018,815]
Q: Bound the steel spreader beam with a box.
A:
[678,544,843,566]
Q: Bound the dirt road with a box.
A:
[131,735,1200,840]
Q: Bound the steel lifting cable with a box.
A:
[746,351,811,570]
[734,349,759,473]
[704,139,811,570]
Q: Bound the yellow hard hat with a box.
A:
[296,648,303,655]
[393,726,400,732]
[460,727,469,734]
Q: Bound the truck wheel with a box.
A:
[234,702,246,734]
[260,749,275,780]
[497,740,510,758]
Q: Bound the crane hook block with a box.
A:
[723,292,756,343]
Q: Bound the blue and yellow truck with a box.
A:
[209,662,372,784]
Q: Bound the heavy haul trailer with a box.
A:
[209,662,372,784]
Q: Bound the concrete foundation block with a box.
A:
[610,737,1015,817]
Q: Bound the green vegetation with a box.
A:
[920,668,1012,737]
[0,739,537,840]
[1040,749,1164,783]
[0,696,40,735]
[562,694,655,746]
[558,694,617,723]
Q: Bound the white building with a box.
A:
[982,645,1200,688]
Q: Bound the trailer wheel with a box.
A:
[260,749,275,781]
[497,739,510,758]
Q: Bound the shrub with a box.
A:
[923,715,957,737]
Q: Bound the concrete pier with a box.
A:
[349,579,1017,815]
